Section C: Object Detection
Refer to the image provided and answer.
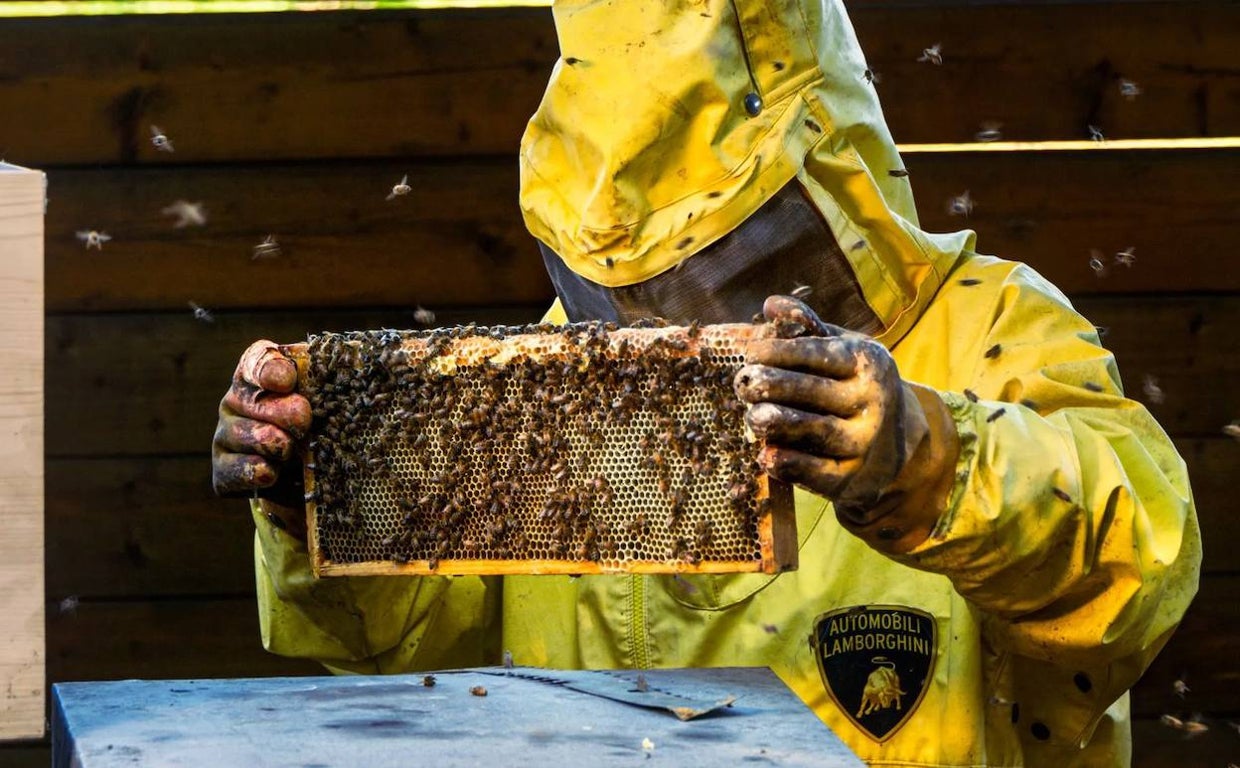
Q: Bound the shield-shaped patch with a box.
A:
[810,604,937,743]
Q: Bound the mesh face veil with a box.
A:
[542,184,883,335]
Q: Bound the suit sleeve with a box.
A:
[252,502,501,674]
[891,266,1201,747]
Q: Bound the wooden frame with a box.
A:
[0,163,45,739]
[286,324,800,578]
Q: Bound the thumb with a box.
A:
[234,340,298,394]
[763,295,842,339]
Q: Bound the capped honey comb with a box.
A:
[287,320,796,577]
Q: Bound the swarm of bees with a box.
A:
[300,320,781,575]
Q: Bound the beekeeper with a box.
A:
[211,1,1200,764]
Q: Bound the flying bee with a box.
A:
[422,675,437,687]
[888,168,910,178]
[947,191,974,217]
[1114,246,1136,267]
[1088,124,1105,142]
[160,199,207,228]
[189,301,215,323]
[1088,249,1107,277]
[1118,78,1142,100]
[790,284,813,300]
[1173,679,1190,698]
[386,174,411,201]
[252,234,281,260]
[917,43,943,65]
[76,230,112,250]
[149,125,175,153]
[1180,718,1209,738]
[974,122,1003,143]
[1142,374,1165,404]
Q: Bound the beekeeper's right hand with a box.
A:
[212,341,312,522]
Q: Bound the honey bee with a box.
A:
[252,234,281,260]
[983,344,1002,360]
[947,191,974,217]
[1088,249,1107,277]
[149,125,174,153]
[1142,374,1165,405]
[470,686,488,697]
[75,230,112,250]
[422,675,437,687]
[974,122,1003,143]
[188,301,215,323]
[693,519,713,549]
[917,43,942,65]
[386,174,411,201]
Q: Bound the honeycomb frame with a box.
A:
[287,320,797,577]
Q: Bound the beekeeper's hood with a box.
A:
[520,0,975,344]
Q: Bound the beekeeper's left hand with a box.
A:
[734,295,959,552]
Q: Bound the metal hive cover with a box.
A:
[289,320,796,577]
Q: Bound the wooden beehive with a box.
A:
[287,320,796,577]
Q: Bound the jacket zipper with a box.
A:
[629,575,651,669]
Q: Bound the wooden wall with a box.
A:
[2,2,1238,765]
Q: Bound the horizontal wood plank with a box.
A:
[46,306,548,458]
[44,162,552,313]
[47,597,321,683]
[46,457,256,598]
[45,296,1239,458]
[2,3,1238,168]
[45,438,1237,600]
[1133,716,1240,767]
[1132,574,1240,718]
[0,8,557,165]
[0,745,48,768]
[906,148,1240,296]
[41,149,1240,314]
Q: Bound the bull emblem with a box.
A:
[856,657,906,718]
